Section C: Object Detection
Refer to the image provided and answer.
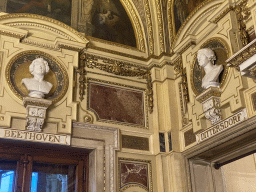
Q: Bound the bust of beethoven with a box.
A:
[22,58,53,98]
[197,48,223,89]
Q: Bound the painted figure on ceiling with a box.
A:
[6,0,136,47]
[174,0,205,33]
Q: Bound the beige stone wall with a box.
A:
[1,0,256,191]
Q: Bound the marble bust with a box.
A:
[22,58,53,98]
[197,48,223,89]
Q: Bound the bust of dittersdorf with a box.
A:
[22,58,53,98]
[197,48,223,89]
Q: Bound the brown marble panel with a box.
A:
[122,135,149,151]
[89,83,144,126]
[184,129,196,147]
[120,161,148,189]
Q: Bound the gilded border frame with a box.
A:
[87,78,149,129]
[5,50,69,104]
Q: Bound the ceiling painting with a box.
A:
[3,0,136,47]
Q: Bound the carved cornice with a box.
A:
[0,29,25,39]
[196,87,222,103]
[226,39,256,68]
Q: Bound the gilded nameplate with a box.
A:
[0,128,71,145]
[196,109,247,143]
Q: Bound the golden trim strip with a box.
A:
[155,0,165,53]
[144,0,154,55]
[121,0,146,52]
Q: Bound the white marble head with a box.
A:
[197,48,216,67]
[22,58,53,99]
[29,58,50,76]
[197,48,223,89]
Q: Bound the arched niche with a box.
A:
[1,0,141,50]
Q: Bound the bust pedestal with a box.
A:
[196,87,222,125]
[23,97,52,132]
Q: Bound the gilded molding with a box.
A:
[21,39,60,51]
[234,0,250,46]
[118,158,153,192]
[78,51,87,101]
[121,0,146,52]
[0,29,25,39]
[0,13,89,43]
[23,99,52,108]
[6,22,75,41]
[174,57,189,125]
[144,0,154,55]
[81,52,153,113]
[58,44,83,52]
[87,78,149,129]
[86,36,139,51]
[179,41,196,54]
[211,6,234,23]
[155,0,165,53]
[226,40,256,69]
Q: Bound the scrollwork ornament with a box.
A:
[78,51,87,101]
[81,53,153,113]
[235,0,250,47]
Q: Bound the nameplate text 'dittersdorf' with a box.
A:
[196,108,247,143]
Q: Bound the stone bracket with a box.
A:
[196,87,222,125]
[23,97,52,132]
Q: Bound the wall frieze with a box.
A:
[211,5,234,23]
[21,39,60,51]
[0,29,25,39]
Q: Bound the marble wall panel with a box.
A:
[89,83,145,126]
[119,158,152,191]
